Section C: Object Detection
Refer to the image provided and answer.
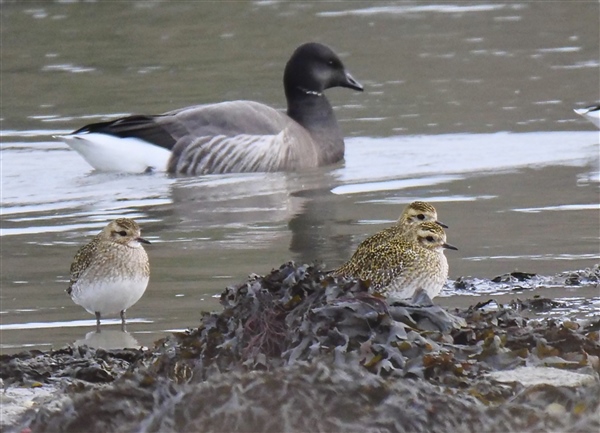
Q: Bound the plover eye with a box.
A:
[417,214,425,220]
[426,235,435,242]
[118,230,127,237]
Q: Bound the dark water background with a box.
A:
[1,1,599,352]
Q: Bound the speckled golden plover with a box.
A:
[397,201,446,228]
[335,201,446,275]
[353,201,447,254]
[67,218,150,331]
[334,221,457,300]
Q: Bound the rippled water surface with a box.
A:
[1,1,599,352]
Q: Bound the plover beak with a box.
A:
[436,220,449,229]
[137,237,151,245]
[443,242,458,251]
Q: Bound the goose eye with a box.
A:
[426,235,435,242]
[417,214,425,220]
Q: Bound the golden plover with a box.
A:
[336,201,446,272]
[334,221,457,300]
[67,218,150,331]
[396,201,447,228]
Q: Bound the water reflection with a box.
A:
[0,318,151,332]
[169,172,308,228]
[74,330,141,350]
[317,4,512,16]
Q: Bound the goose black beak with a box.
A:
[341,71,363,91]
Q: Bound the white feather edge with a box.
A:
[56,133,171,173]
[573,105,600,128]
[203,132,287,173]
[176,127,318,174]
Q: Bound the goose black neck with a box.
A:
[285,86,344,165]
[285,86,338,131]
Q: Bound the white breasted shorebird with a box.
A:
[334,221,457,301]
[67,218,150,332]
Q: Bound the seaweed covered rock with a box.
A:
[147,262,600,387]
[21,361,600,433]
[147,262,469,381]
[0,345,143,388]
[4,262,600,432]
[453,264,600,294]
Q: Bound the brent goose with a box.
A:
[58,42,363,174]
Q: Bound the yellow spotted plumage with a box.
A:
[342,201,446,255]
[334,218,456,300]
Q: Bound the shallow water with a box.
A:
[1,1,599,353]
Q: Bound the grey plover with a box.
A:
[67,218,150,331]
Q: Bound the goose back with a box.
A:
[164,100,344,175]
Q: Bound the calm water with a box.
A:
[1,1,599,353]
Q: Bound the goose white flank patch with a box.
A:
[58,133,172,173]
[57,42,363,175]
[573,104,600,128]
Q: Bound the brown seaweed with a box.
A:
[3,262,599,433]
